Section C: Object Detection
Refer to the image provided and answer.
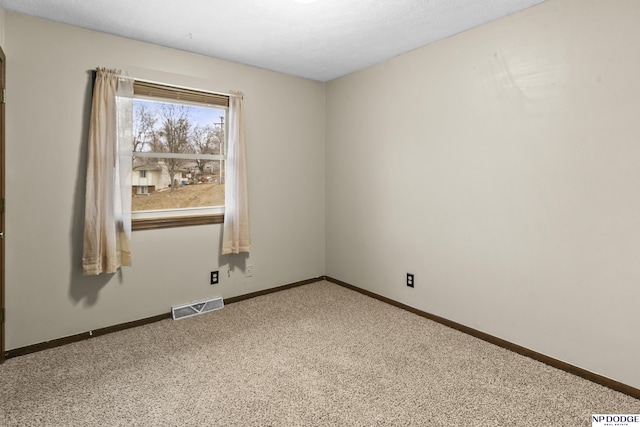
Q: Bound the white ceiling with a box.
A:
[0,0,547,82]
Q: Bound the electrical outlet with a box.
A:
[210,271,219,285]
[246,265,253,277]
[407,273,414,288]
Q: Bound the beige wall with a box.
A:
[0,6,4,47]
[4,13,326,349]
[326,0,640,389]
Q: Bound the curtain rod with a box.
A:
[93,68,237,98]
[94,69,231,98]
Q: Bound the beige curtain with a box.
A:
[83,68,134,275]
[222,91,251,254]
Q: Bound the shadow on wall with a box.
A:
[218,235,250,277]
[68,70,111,306]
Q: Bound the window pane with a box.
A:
[132,97,226,214]
[132,156,225,211]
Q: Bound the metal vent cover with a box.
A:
[172,296,224,320]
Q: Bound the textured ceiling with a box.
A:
[0,0,547,81]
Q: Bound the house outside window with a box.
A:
[131,80,229,230]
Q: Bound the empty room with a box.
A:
[1,0,639,425]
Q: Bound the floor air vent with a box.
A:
[172,297,224,320]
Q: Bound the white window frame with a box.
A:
[130,80,229,230]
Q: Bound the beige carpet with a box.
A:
[1,281,638,426]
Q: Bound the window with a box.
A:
[131,80,229,230]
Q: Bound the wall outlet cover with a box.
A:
[407,273,414,288]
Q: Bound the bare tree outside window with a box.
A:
[133,103,156,154]
[154,104,191,192]
[191,119,224,183]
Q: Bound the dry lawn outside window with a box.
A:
[132,182,224,211]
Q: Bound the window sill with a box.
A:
[132,214,224,231]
